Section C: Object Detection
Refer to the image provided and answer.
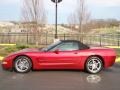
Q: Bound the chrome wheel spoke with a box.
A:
[15,57,30,72]
[87,57,102,73]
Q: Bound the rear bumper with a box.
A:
[104,56,116,68]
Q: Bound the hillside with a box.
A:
[90,27,120,35]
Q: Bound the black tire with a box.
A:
[85,56,103,74]
[14,56,32,73]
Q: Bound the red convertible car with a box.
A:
[1,40,116,74]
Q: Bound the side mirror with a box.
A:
[54,49,59,54]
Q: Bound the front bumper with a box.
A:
[1,58,13,71]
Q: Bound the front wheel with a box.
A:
[14,56,32,73]
[85,56,103,74]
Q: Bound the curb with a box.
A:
[0,44,16,46]
[106,46,120,49]
[116,58,120,63]
[0,56,4,61]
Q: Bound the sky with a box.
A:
[0,0,120,23]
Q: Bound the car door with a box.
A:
[39,41,81,69]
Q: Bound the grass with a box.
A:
[106,47,120,62]
[115,48,120,60]
[92,27,120,34]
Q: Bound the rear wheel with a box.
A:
[85,56,103,74]
[14,56,32,73]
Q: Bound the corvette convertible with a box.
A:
[1,40,116,74]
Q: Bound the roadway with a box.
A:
[0,63,120,90]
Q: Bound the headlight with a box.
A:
[2,61,8,65]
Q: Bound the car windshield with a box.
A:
[41,40,61,51]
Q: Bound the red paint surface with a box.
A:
[2,47,116,71]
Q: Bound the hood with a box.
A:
[11,48,41,55]
[18,48,40,52]
[5,48,41,58]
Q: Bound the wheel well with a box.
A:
[85,55,105,67]
[13,55,33,68]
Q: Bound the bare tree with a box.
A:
[76,0,91,33]
[68,13,77,31]
[68,0,91,34]
[21,0,46,44]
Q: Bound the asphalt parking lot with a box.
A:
[0,63,120,90]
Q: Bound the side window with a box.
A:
[50,42,79,51]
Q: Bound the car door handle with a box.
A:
[74,52,78,54]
